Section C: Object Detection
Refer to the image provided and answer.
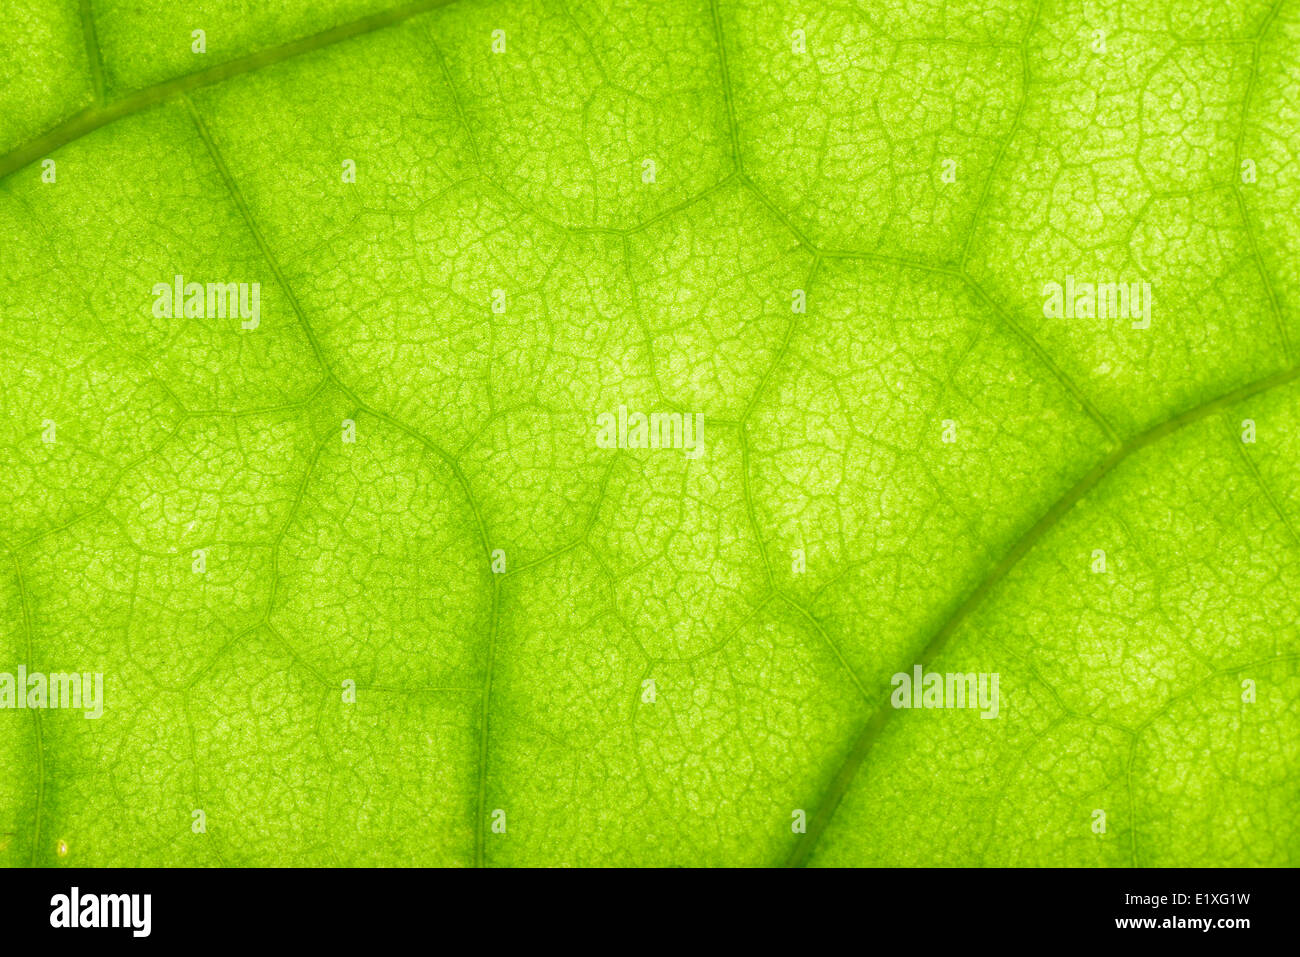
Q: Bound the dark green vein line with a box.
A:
[1233,184,1291,363]
[185,91,501,866]
[180,95,321,385]
[1232,0,1291,363]
[737,172,1121,444]
[78,0,105,105]
[957,0,1043,270]
[786,358,1300,867]
[963,276,1121,446]
[738,427,775,590]
[430,36,484,168]
[1225,412,1300,549]
[475,578,501,868]
[10,553,45,865]
[709,0,744,173]
[0,0,459,182]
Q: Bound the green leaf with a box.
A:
[1,0,1297,867]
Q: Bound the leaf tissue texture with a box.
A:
[0,0,1298,868]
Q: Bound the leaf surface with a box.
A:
[1,0,1297,867]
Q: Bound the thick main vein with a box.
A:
[785,358,1300,867]
[0,0,461,182]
